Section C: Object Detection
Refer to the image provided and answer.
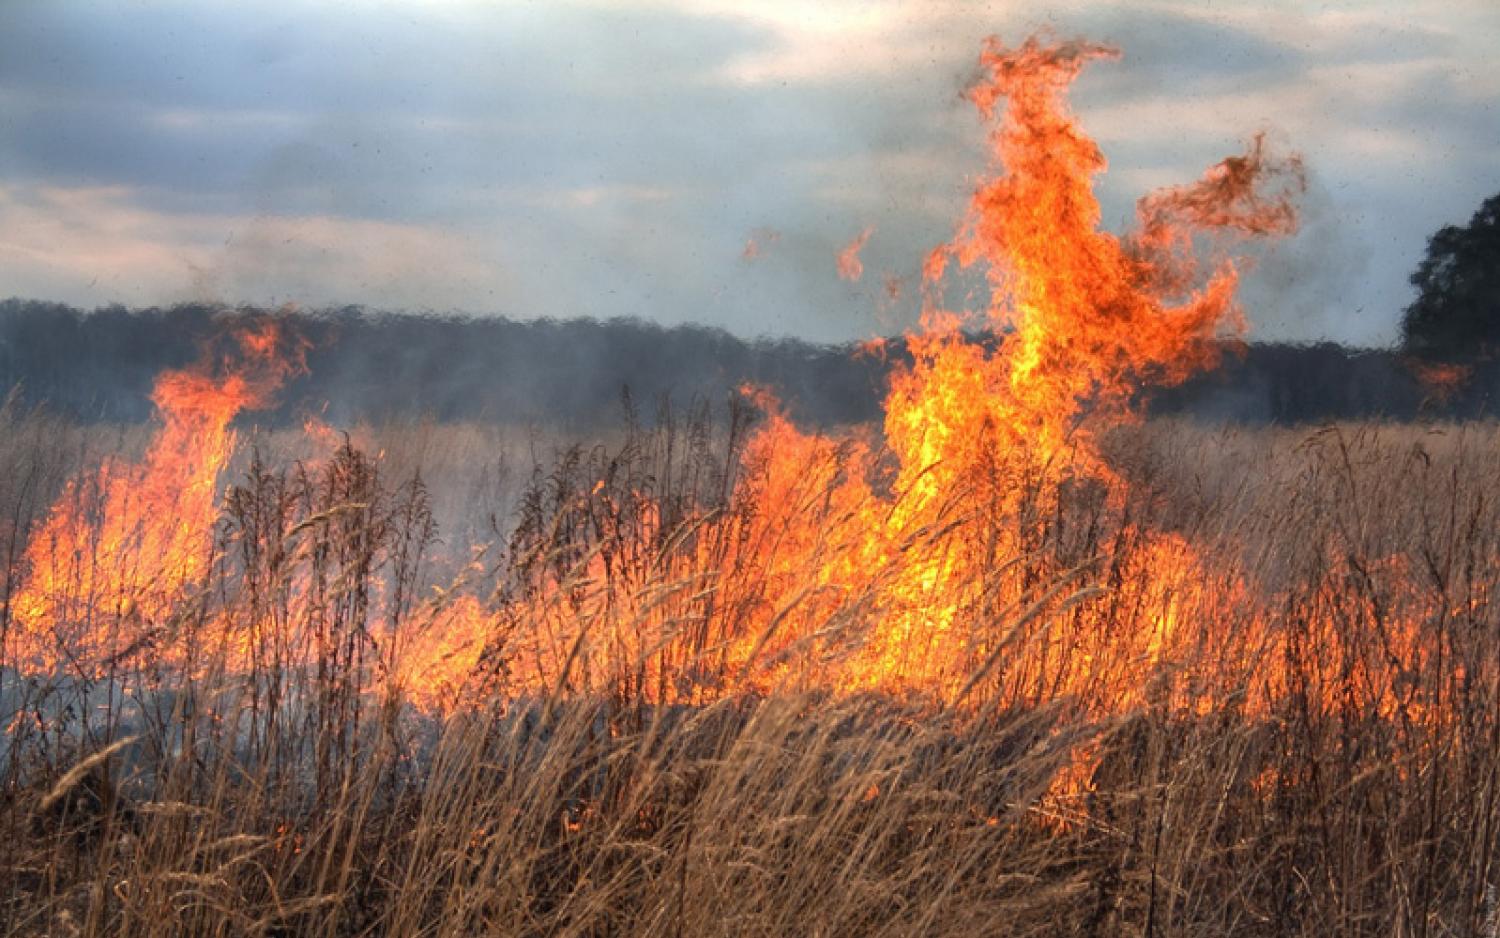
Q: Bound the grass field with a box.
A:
[4,403,1500,937]
[2,32,1487,938]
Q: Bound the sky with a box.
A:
[0,1,1495,347]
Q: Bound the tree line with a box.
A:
[0,298,1495,429]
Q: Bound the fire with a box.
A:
[435,36,1312,718]
[837,225,875,282]
[827,36,1301,709]
[904,40,1301,479]
[717,36,1301,699]
[1409,358,1472,404]
[10,318,304,671]
[8,37,1325,740]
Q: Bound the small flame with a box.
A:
[1409,359,1472,404]
[837,226,876,282]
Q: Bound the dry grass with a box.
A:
[5,401,1500,936]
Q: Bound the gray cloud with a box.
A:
[0,0,1495,346]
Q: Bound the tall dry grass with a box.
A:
[4,399,1500,936]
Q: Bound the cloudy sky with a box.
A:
[1,1,1495,346]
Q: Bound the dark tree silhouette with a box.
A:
[2,299,1495,426]
[1401,192,1500,360]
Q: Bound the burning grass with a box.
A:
[5,410,1500,936]
[3,33,1497,936]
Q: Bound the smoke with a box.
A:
[1236,165,1376,345]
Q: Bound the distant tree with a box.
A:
[1401,192,1500,360]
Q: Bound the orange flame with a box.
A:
[9,37,1323,748]
[1408,359,1471,405]
[480,35,1307,708]
[837,226,875,282]
[11,318,304,670]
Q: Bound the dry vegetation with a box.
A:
[4,24,1486,937]
[4,399,1500,937]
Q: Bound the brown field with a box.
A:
[4,405,1500,937]
[0,33,1486,938]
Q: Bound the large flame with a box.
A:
[10,319,304,670]
[693,36,1304,700]
[901,38,1301,487]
